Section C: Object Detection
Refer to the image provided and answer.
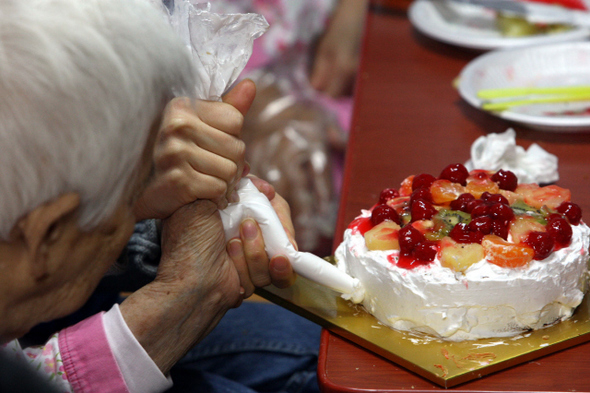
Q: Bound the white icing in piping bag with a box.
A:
[220,179,365,303]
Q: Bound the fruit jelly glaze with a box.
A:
[363,164,581,271]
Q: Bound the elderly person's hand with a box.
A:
[119,179,297,374]
[133,79,256,220]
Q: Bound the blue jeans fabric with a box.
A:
[168,302,321,393]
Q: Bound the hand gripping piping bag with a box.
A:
[167,1,364,303]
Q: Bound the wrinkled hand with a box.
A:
[121,200,241,374]
[155,176,297,304]
[120,177,298,374]
[134,79,256,221]
[310,0,368,98]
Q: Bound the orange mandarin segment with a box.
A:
[430,179,465,204]
[482,235,534,268]
[465,178,500,198]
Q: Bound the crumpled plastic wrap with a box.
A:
[167,1,268,100]
[166,2,363,301]
[464,128,559,184]
[241,56,345,254]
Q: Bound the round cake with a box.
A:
[335,164,590,341]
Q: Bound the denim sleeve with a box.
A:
[101,219,162,293]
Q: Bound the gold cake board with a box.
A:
[255,274,590,388]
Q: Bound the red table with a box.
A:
[318,1,590,391]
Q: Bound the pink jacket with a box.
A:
[1,307,170,393]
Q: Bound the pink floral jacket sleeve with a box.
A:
[1,313,129,393]
[1,305,171,393]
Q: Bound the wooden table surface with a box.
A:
[319,1,590,391]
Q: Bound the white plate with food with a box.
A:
[457,41,590,131]
[408,0,590,51]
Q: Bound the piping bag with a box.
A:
[168,1,364,303]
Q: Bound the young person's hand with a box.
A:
[134,79,256,220]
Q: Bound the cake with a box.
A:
[335,163,590,341]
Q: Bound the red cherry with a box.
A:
[399,225,425,253]
[410,199,437,221]
[410,187,433,204]
[556,202,582,225]
[378,188,400,204]
[480,192,492,201]
[524,231,555,260]
[413,241,438,262]
[371,204,400,226]
[450,193,476,212]
[488,203,515,221]
[470,201,490,217]
[491,169,518,192]
[449,223,484,244]
[439,163,469,186]
[547,213,563,222]
[465,199,479,214]
[546,216,573,246]
[472,171,489,181]
[469,231,484,244]
[400,249,412,258]
[481,192,509,206]
[412,173,437,191]
[492,219,509,240]
[468,216,493,235]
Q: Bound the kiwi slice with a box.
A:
[511,200,549,224]
[427,209,471,240]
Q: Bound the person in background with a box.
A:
[310,0,370,98]
[0,0,320,392]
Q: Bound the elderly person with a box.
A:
[0,0,320,392]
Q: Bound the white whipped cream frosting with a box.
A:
[335,210,590,341]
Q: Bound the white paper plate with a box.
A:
[408,0,590,51]
[457,41,590,131]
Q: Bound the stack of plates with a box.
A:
[408,0,590,50]
[409,0,590,132]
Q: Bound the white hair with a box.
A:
[0,0,195,239]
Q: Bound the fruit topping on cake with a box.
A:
[353,163,582,271]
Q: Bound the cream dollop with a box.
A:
[464,128,559,184]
